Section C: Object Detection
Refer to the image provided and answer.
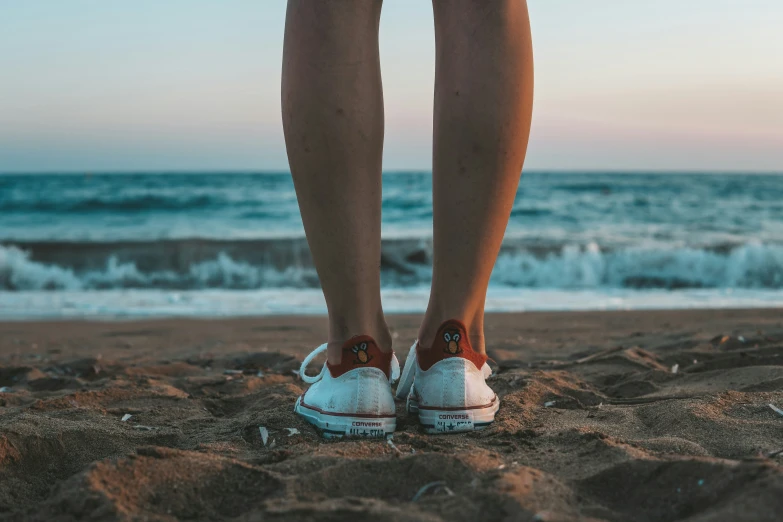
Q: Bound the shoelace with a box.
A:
[299,343,400,384]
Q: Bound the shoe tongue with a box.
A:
[417,319,488,372]
[327,335,392,379]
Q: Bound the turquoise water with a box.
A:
[1,172,782,317]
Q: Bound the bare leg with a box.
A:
[420,0,534,353]
[282,0,390,364]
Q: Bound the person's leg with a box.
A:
[420,0,534,353]
[282,0,389,364]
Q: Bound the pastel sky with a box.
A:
[1,0,781,173]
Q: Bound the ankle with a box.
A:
[326,311,392,365]
[418,307,485,354]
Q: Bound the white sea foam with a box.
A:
[0,245,82,290]
[490,241,783,289]
[0,246,318,291]
[3,242,782,292]
[1,288,782,320]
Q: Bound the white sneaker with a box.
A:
[396,319,499,434]
[294,335,400,439]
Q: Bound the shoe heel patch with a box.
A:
[327,335,393,379]
[416,319,487,372]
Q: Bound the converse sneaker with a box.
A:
[396,319,498,434]
[295,336,400,438]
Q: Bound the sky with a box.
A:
[0,0,781,173]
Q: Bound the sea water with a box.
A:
[1,172,781,318]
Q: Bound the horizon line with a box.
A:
[2,169,782,176]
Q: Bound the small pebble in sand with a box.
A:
[259,426,270,446]
[698,479,705,486]
[285,428,299,436]
[544,401,556,407]
[412,481,454,502]
[121,414,132,422]
[768,404,783,417]
[386,437,402,454]
[671,364,679,374]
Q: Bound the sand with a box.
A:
[1,309,782,521]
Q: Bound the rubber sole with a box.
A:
[294,397,396,439]
[408,394,499,434]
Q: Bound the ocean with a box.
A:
[1,172,782,318]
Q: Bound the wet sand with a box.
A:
[1,309,782,521]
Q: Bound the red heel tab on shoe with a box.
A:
[416,319,488,371]
[327,335,392,379]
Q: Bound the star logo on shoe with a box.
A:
[352,342,373,365]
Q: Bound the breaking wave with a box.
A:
[2,240,782,291]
